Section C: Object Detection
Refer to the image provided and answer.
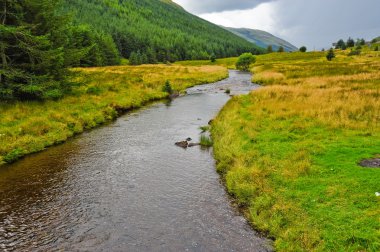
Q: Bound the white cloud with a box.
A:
[199,3,276,33]
[173,0,273,14]
[173,0,380,49]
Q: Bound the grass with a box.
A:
[199,125,210,133]
[175,57,238,69]
[0,64,227,165]
[200,134,213,147]
[212,48,380,251]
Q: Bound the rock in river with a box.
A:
[175,141,188,148]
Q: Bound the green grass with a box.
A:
[0,64,228,165]
[212,49,380,251]
[200,134,213,147]
[175,57,238,69]
[199,125,210,133]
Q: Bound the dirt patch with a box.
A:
[359,158,380,168]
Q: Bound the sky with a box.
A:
[172,0,380,49]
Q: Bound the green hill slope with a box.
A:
[223,27,298,52]
[62,0,265,62]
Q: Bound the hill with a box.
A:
[62,0,265,62]
[223,27,298,52]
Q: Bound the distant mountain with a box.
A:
[223,27,298,52]
[62,0,265,62]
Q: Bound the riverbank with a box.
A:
[212,50,380,251]
[0,65,228,165]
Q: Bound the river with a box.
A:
[0,70,272,251]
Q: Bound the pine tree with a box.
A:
[335,39,346,50]
[210,53,216,62]
[129,51,138,65]
[0,0,75,100]
[146,47,157,64]
[267,45,273,53]
[346,37,355,48]
[326,48,335,61]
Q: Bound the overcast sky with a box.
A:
[173,0,380,49]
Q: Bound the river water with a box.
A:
[0,70,271,251]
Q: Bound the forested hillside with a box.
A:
[62,0,264,63]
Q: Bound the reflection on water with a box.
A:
[0,71,271,251]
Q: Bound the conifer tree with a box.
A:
[267,45,273,53]
[0,0,74,100]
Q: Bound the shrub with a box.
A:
[162,80,173,94]
[199,126,210,133]
[210,53,216,63]
[299,46,307,52]
[86,86,102,95]
[236,53,256,71]
[267,45,273,53]
[200,134,213,147]
[278,46,285,53]
[326,48,335,61]
[348,49,361,56]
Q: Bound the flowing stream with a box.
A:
[0,70,272,251]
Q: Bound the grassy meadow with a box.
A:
[176,57,238,69]
[0,65,227,165]
[212,49,380,251]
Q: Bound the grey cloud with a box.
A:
[272,0,380,48]
[174,0,273,14]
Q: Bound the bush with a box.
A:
[267,45,273,53]
[326,48,335,61]
[162,80,173,94]
[236,53,256,71]
[86,86,102,95]
[200,134,213,147]
[210,53,216,63]
[299,46,307,52]
[278,46,284,53]
[348,49,361,56]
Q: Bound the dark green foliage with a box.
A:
[129,51,150,65]
[0,0,74,100]
[67,25,120,67]
[326,48,335,61]
[356,38,366,46]
[210,53,216,63]
[348,49,361,56]
[347,37,355,47]
[375,46,379,51]
[299,46,307,52]
[62,0,264,62]
[267,45,273,53]
[236,53,256,71]
[335,39,347,50]
[162,80,173,94]
[277,46,284,53]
